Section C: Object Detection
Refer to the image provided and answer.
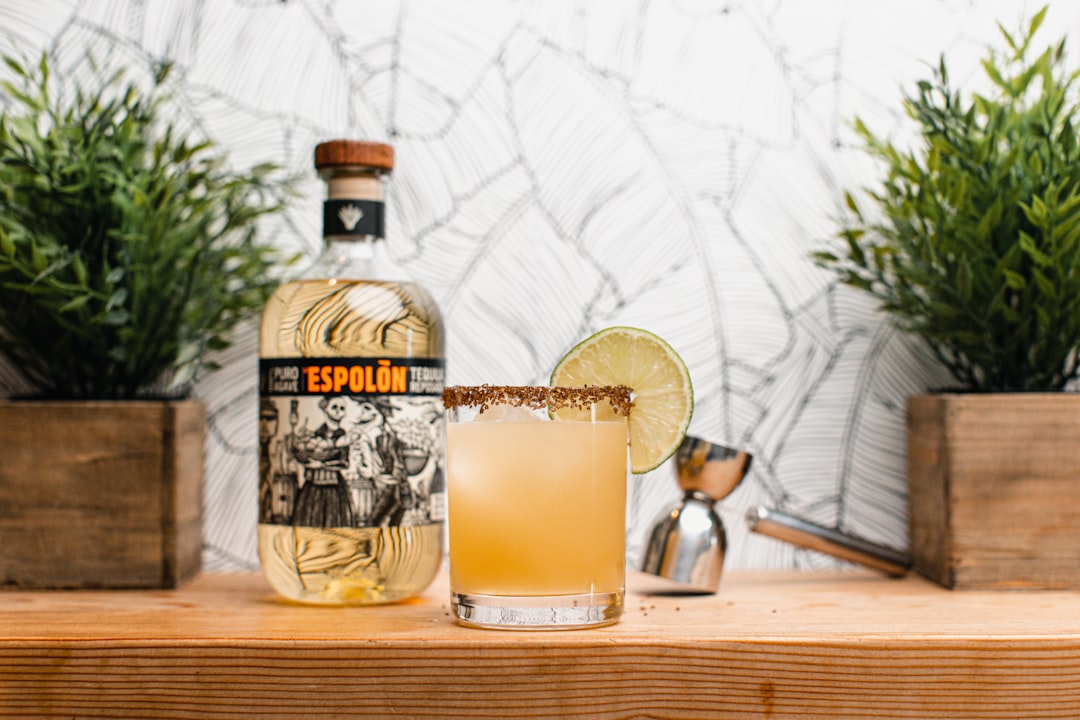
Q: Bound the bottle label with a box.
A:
[323,199,384,238]
[258,357,446,529]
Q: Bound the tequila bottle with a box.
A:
[257,140,446,604]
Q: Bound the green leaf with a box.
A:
[168,362,197,390]
[30,244,47,273]
[104,289,128,312]
[1032,269,1055,297]
[1002,269,1026,290]
[206,336,230,351]
[1028,5,1048,46]
[0,230,14,260]
[982,58,1008,93]
[844,191,863,219]
[1019,232,1053,266]
[100,310,130,326]
[845,232,867,268]
[58,295,92,313]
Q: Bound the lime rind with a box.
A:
[550,326,694,474]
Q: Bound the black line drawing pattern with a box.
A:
[258,393,443,529]
[0,1,1064,572]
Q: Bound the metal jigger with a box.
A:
[639,436,753,594]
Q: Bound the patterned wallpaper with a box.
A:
[1,0,1073,573]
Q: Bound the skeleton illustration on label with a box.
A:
[258,357,446,529]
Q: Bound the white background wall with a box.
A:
[2,0,1076,573]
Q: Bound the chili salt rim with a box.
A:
[441,385,632,416]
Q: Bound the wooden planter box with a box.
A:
[0,400,204,589]
[907,393,1080,590]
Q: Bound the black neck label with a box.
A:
[323,199,384,238]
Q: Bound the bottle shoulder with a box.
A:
[260,277,444,359]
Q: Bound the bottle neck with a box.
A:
[327,174,382,202]
[308,169,404,281]
[323,172,385,242]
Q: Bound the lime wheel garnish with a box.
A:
[550,326,693,473]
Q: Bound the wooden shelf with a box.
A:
[2,568,1079,718]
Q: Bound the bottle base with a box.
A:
[259,523,443,606]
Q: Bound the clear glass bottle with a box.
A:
[257,140,446,605]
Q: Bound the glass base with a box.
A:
[451,590,623,630]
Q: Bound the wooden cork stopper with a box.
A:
[315,140,394,171]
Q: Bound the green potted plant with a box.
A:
[0,52,293,588]
[814,6,1080,589]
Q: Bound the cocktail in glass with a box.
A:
[441,385,631,630]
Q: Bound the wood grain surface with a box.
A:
[908,393,1080,590]
[0,401,204,589]
[2,569,1079,718]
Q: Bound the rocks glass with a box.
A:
[442,385,631,630]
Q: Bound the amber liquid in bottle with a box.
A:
[257,141,445,605]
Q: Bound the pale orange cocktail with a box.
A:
[442,385,630,629]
